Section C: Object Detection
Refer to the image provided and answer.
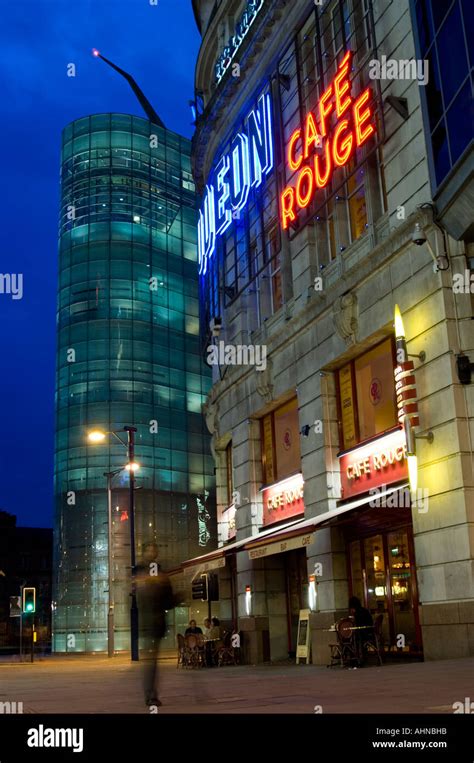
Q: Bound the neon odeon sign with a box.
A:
[280,51,377,229]
[198,91,274,277]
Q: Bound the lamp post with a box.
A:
[88,427,140,661]
[104,468,122,658]
[124,426,139,662]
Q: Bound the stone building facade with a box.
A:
[189,0,474,663]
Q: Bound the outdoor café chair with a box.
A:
[217,630,239,666]
[361,613,384,666]
[328,617,358,668]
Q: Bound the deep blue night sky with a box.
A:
[0,0,200,528]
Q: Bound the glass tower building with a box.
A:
[53,113,215,652]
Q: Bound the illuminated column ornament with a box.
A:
[198,185,216,276]
[394,305,420,427]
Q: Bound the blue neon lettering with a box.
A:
[198,90,274,278]
[230,133,250,212]
[198,185,216,276]
[246,92,274,187]
[215,155,232,236]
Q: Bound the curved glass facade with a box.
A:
[53,113,215,652]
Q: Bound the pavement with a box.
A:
[1,654,473,714]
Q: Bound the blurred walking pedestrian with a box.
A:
[136,542,174,707]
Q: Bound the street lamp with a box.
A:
[103,468,122,658]
[88,426,140,661]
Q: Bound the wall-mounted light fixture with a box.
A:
[245,585,252,616]
[404,414,433,496]
[394,305,426,364]
[456,353,474,385]
[394,305,423,431]
[308,575,317,611]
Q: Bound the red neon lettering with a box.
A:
[318,84,333,137]
[334,50,353,117]
[295,166,314,209]
[354,87,375,146]
[314,139,332,188]
[288,129,303,171]
[303,112,320,158]
[281,187,296,229]
[332,119,354,167]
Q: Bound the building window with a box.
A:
[337,338,398,450]
[261,398,301,485]
[412,0,473,189]
[225,442,233,507]
[281,0,384,259]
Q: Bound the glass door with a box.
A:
[285,549,308,656]
[387,530,418,651]
[363,534,390,645]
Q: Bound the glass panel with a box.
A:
[388,530,418,651]
[354,339,397,441]
[446,78,472,165]
[432,118,450,186]
[425,49,444,132]
[273,398,301,481]
[363,534,390,643]
[349,541,364,603]
[437,2,468,106]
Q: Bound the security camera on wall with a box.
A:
[210,317,222,337]
[412,223,427,246]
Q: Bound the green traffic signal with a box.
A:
[22,587,36,614]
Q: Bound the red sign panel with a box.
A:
[339,428,408,500]
[262,474,304,526]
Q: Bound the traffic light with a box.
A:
[208,573,219,602]
[22,587,36,614]
[192,574,208,601]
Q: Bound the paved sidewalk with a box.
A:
[0,655,473,714]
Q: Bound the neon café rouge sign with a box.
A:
[198,91,273,276]
[281,50,376,229]
[215,0,265,83]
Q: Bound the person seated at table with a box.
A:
[349,596,373,666]
[209,617,222,639]
[349,596,373,629]
[203,618,212,639]
[185,619,203,635]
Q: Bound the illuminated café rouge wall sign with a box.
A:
[339,429,408,500]
[198,90,273,276]
[215,0,265,83]
[262,473,304,526]
[280,50,376,229]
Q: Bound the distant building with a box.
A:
[0,511,52,651]
[54,113,216,653]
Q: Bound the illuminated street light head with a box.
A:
[125,462,140,473]
[88,430,106,443]
[91,48,165,127]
